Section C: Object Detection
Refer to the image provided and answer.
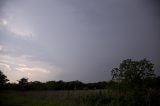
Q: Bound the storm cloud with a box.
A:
[0,0,160,82]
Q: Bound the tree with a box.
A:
[18,78,29,89]
[0,70,9,85]
[111,59,155,84]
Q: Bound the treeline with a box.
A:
[1,58,160,90]
[1,59,160,106]
[4,79,109,90]
[0,70,110,90]
[1,76,160,90]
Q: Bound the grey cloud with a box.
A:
[0,0,160,82]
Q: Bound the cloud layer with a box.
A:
[0,54,61,82]
[0,0,160,82]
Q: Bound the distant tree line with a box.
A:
[1,77,110,90]
[0,58,160,90]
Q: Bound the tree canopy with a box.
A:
[111,58,155,83]
[0,70,9,85]
[18,78,29,89]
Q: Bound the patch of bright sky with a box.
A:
[1,19,8,25]
[0,45,3,51]
[0,1,35,38]
[0,54,62,83]
[0,18,34,37]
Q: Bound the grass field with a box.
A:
[0,89,160,106]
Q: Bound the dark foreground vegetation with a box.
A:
[0,58,160,106]
[0,89,160,106]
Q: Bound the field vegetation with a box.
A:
[0,59,160,106]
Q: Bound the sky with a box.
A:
[0,0,160,83]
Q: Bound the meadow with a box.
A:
[0,89,160,106]
[0,59,160,106]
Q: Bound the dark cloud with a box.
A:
[0,0,160,82]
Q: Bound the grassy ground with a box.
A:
[0,90,160,106]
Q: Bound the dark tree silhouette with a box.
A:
[0,70,9,86]
[111,59,155,84]
[18,78,29,89]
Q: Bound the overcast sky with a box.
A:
[0,0,160,82]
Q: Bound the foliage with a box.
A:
[18,78,29,90]
[0,70,9,85]
[0,57,160,106]
[0,70,9,89]
[111,59,155,86]
[0,90,160,106]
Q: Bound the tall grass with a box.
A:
[0,89,160,106]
